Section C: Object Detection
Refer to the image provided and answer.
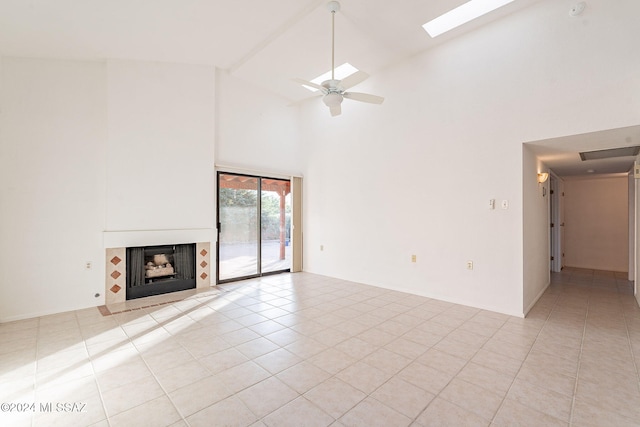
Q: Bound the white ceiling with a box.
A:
[1,0,634,177]
[0,0,540,103]
[526,125,640,177]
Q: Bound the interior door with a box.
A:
[550,175,561,272]
[559,178,566,270]
[217,173,292,283]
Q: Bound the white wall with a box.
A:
[2,0,639,321]
[0,57,107,321]
[523,148,550,314]
[0,59,300,322]
[0,58,216,322]
[106,60,215,231]
[216,70,301,176]
[213,71,303,280]
[563,175,629,272]
[300,0,640,316]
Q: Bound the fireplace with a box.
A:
[125,244,196,300]
[105,238,211,306]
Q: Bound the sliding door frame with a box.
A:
[216,171,293,284]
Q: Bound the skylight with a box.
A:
[422,0,515,38]
[303,63,359,92]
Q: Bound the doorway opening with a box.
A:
[217,172,292,283]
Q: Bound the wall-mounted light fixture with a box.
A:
[538,172,549,197]
[537,173,549,184]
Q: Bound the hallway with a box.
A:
[526,267,639,425]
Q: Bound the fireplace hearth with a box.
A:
[126,244,196,300]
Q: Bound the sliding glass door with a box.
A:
[217,173,291,283]
[261,179,292,274]
[217,174,259,281]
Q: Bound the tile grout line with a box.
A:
[142,292,254,427]
[30,317,42,427]
[489,284,564,426]
[401,306,518,425]
[100,291,233,426]
[135,307,194,427]
[356,306,455,425]
[324,298,460,425]
[619,287,640,396]
[158,279,327,426]
[240,279,340,426]
[255,289,438,424]
[75,310,112,427]
[567,282,590,427]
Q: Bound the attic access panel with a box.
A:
[579,146,640,161]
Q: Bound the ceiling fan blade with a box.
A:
[292,78,325,92]
[343,92,384,104]
[330,104,342,117]
[340,71,369,90]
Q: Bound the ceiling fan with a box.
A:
[294,1,384,117]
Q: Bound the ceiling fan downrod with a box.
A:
[291,0,383,117]
[327,1,340,81]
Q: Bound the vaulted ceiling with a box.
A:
[1,0,636,176]
[0,0,540,102]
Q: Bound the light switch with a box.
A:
[501,200,509,209]
[489,199,495,210]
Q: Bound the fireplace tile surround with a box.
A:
[105,242,211,306]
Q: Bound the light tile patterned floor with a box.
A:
[1,268,639,426]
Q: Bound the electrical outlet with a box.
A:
[85,261,92,270]
[466,260,473,270]
[411,254,417,263]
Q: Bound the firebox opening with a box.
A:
[126,243,196,300]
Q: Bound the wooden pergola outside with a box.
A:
[219,174,291,260]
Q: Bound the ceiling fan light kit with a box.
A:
[323,91,343,106]
[294,1,384,117]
